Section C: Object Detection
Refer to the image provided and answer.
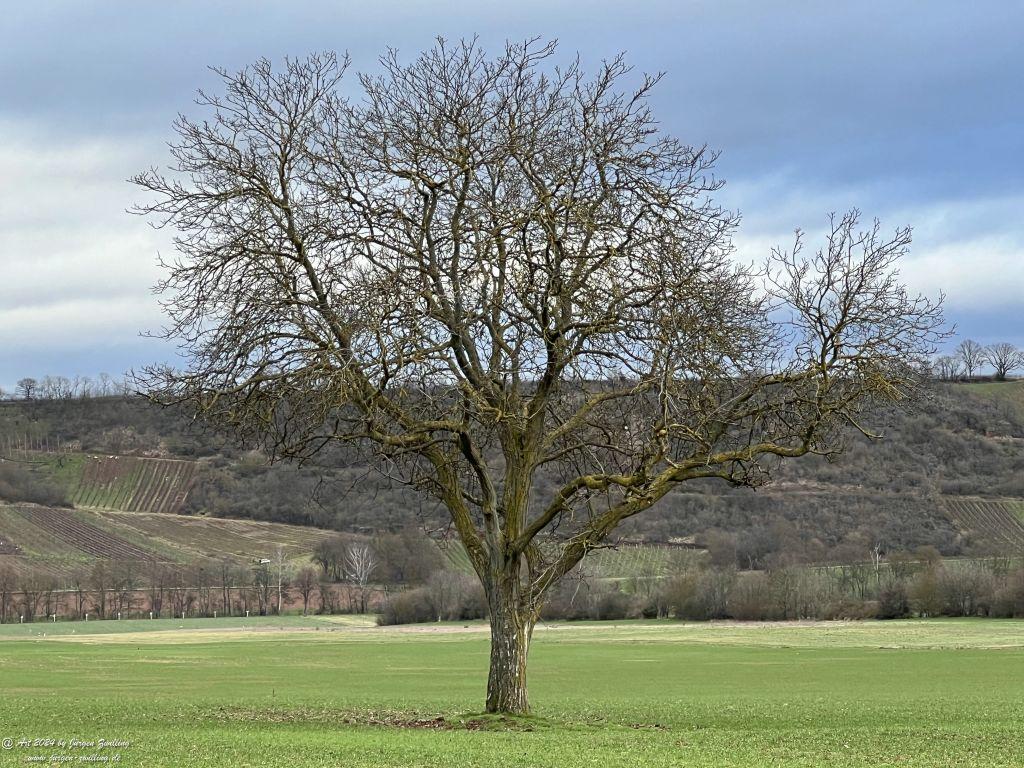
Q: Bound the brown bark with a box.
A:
[485,573,535,715]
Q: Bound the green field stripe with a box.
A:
[152,461,178,513]
[133,458,160,512]
[80,459,100,507]
[156,462,186,513]
[109,457,136,509]
[73,456,95,506]
[148,459,173,513]
[123,458,142,508]
[146,460,170,512]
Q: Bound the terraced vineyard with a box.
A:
[61,454,199,513]
[16,505,154,560]
[941,496,1024,551]
[0,503,338,578]
[92,509,337,562]
[579,544,697,579]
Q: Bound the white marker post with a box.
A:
[117,612,121,620]
[85,613,89,622]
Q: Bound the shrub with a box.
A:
[908,568,943,616]
[538,578,640,621]
[592,587,634,620]
[377,570,486,625]
[938,563,995,616]
[991,569,1024,618]
[822,597,877,620]
[876,581,910,619]
[728,572,780,621]
[0,464,70,507]
[377,587,435,625]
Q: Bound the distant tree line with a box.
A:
[934,339,1024,382]
[0,527,462,623]
[1,374,128,402]
[531,552,1024,622]
[4,537,1023,625]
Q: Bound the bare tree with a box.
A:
[252,561,272,616]
[313,535,349,581]
[18,571,46,622]
[933,355,961,382]
[218,558,235,616]
[192,563,214,617]
[114,559,140,617]
[295,566,319,615]
[97,372,114,397]
[133,42,946,713]
[38,375,73,400]
[89,560,111,618]
[146,561,168,617]
[41,577,59,619]
[317,579,338,615]
[69,568,90,619]
[957,339,986,379]
[0,564,15,623]
[983,343,1024,381]
[344,542,377,613]
[15,378,37,401]
[273,545,290,615]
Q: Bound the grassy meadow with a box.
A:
[1,618,1023,767]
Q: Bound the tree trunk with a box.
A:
[485,579,535,715]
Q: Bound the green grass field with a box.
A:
[960,380,1024,421]
[1,618,1023,767]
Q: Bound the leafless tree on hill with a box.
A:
[133,40,947,713]
[933,355,962,382]
[983,343,1024,381]
[957,339,986,379]
[15,378,37,401]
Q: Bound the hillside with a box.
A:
[1,381,1024,569]
[0,502,337,578]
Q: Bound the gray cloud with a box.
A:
[1,0,1022,388]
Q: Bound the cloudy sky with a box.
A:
[1,1,1022,391]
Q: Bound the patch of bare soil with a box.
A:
[210,706,540,731]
